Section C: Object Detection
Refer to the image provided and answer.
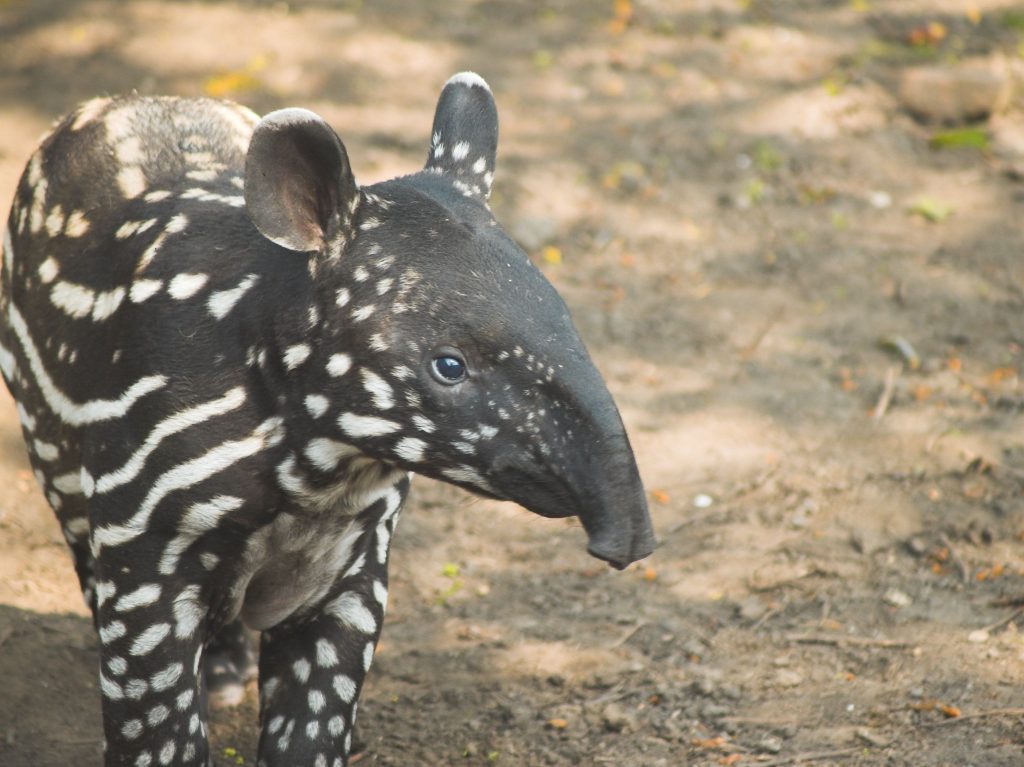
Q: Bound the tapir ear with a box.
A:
[425,72,498,201]
[245,108,358,253]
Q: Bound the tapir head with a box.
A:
[244,72,656,569]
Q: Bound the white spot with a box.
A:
[338,412,400,438]
[284,343,312,370]
[116,136,144,164]
[363,642,375,672]
[186,168,218,182]
[147,704,170,727]
[64,210,90,237]
[50,280,95,318]
[306,720,321,739]
[168,273,209,300]
[308,689,326,714]
[293,658,311,683]
[360,369,394,409]
[115,583,162,612]
[130,279,163,303]
[326,353,352,377]
[158,740,176,765]
[393,437,426,463]
[368,333,388,352]
[118,166,147,198]
[176,688,194,711]
[150,661,183,692]
[452,141,470,161]
[433,142,445,159]
[144,190,172,203]
[122,719,143,740]
[375,277,393,295]
[304,437,360,471]
[353,266,370,282]
[208,274,259,319]
[71,96,111,130]
[305,394,329,419]
[33,439,59,461]
[325,592,376,634]
[135,752,152,767]
[98,620,127,645]
[351,305,375,322]
[100,671,124,699]
[130,623,171,656]
[45,205,66,237]
[316,638,339,668]
[335,287,351,307]
[473,157,487,174]
[268,715,285,734]
[332,674,357,704]
[412,415,436,433]
[92,287,126,321]
[107,655,128,676]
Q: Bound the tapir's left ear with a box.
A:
[245,108,359,253]
[425,72,499,201]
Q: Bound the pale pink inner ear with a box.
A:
[245,108,357,253]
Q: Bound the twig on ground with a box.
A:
[741,307,785,359]
[977,606,1024,634]
[786,633,912,649]
[871,365,899,423]
[612,621,648,648]
[755,747,860,766]
[924,707,1024,727]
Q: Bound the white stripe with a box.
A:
[92,419,275,552]
[8,304,166,425]
[95,387,246,495]
[338,412,400,438]
[157,495,244,575]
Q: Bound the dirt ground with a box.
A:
[2,0,1024,765]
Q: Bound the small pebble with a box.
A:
[868,190,893,209]
[883,588,912,608]
[693,493,714,509]
[760,735,784,754]
[967,629,989,644]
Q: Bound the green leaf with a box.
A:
[908,197,953,222]
[930,127,989,150]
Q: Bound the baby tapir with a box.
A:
[0,72,655,766]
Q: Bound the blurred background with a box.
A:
[1,1,1024,765]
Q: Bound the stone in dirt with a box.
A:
[898,60,1013,124]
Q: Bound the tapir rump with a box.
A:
[0,72,655,766]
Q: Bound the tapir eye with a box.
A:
[430,353,467,384]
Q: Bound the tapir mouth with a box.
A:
[489,462,656,569]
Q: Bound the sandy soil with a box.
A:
[2,1,1024,765]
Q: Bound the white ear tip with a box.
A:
[444,71,491,92]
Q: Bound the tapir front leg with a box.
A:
[256,488,403,767]
[93,543,212,767]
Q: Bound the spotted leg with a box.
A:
[255,488,402,767]
[93,544,211,767]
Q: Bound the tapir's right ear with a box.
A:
[245,108,359,254]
